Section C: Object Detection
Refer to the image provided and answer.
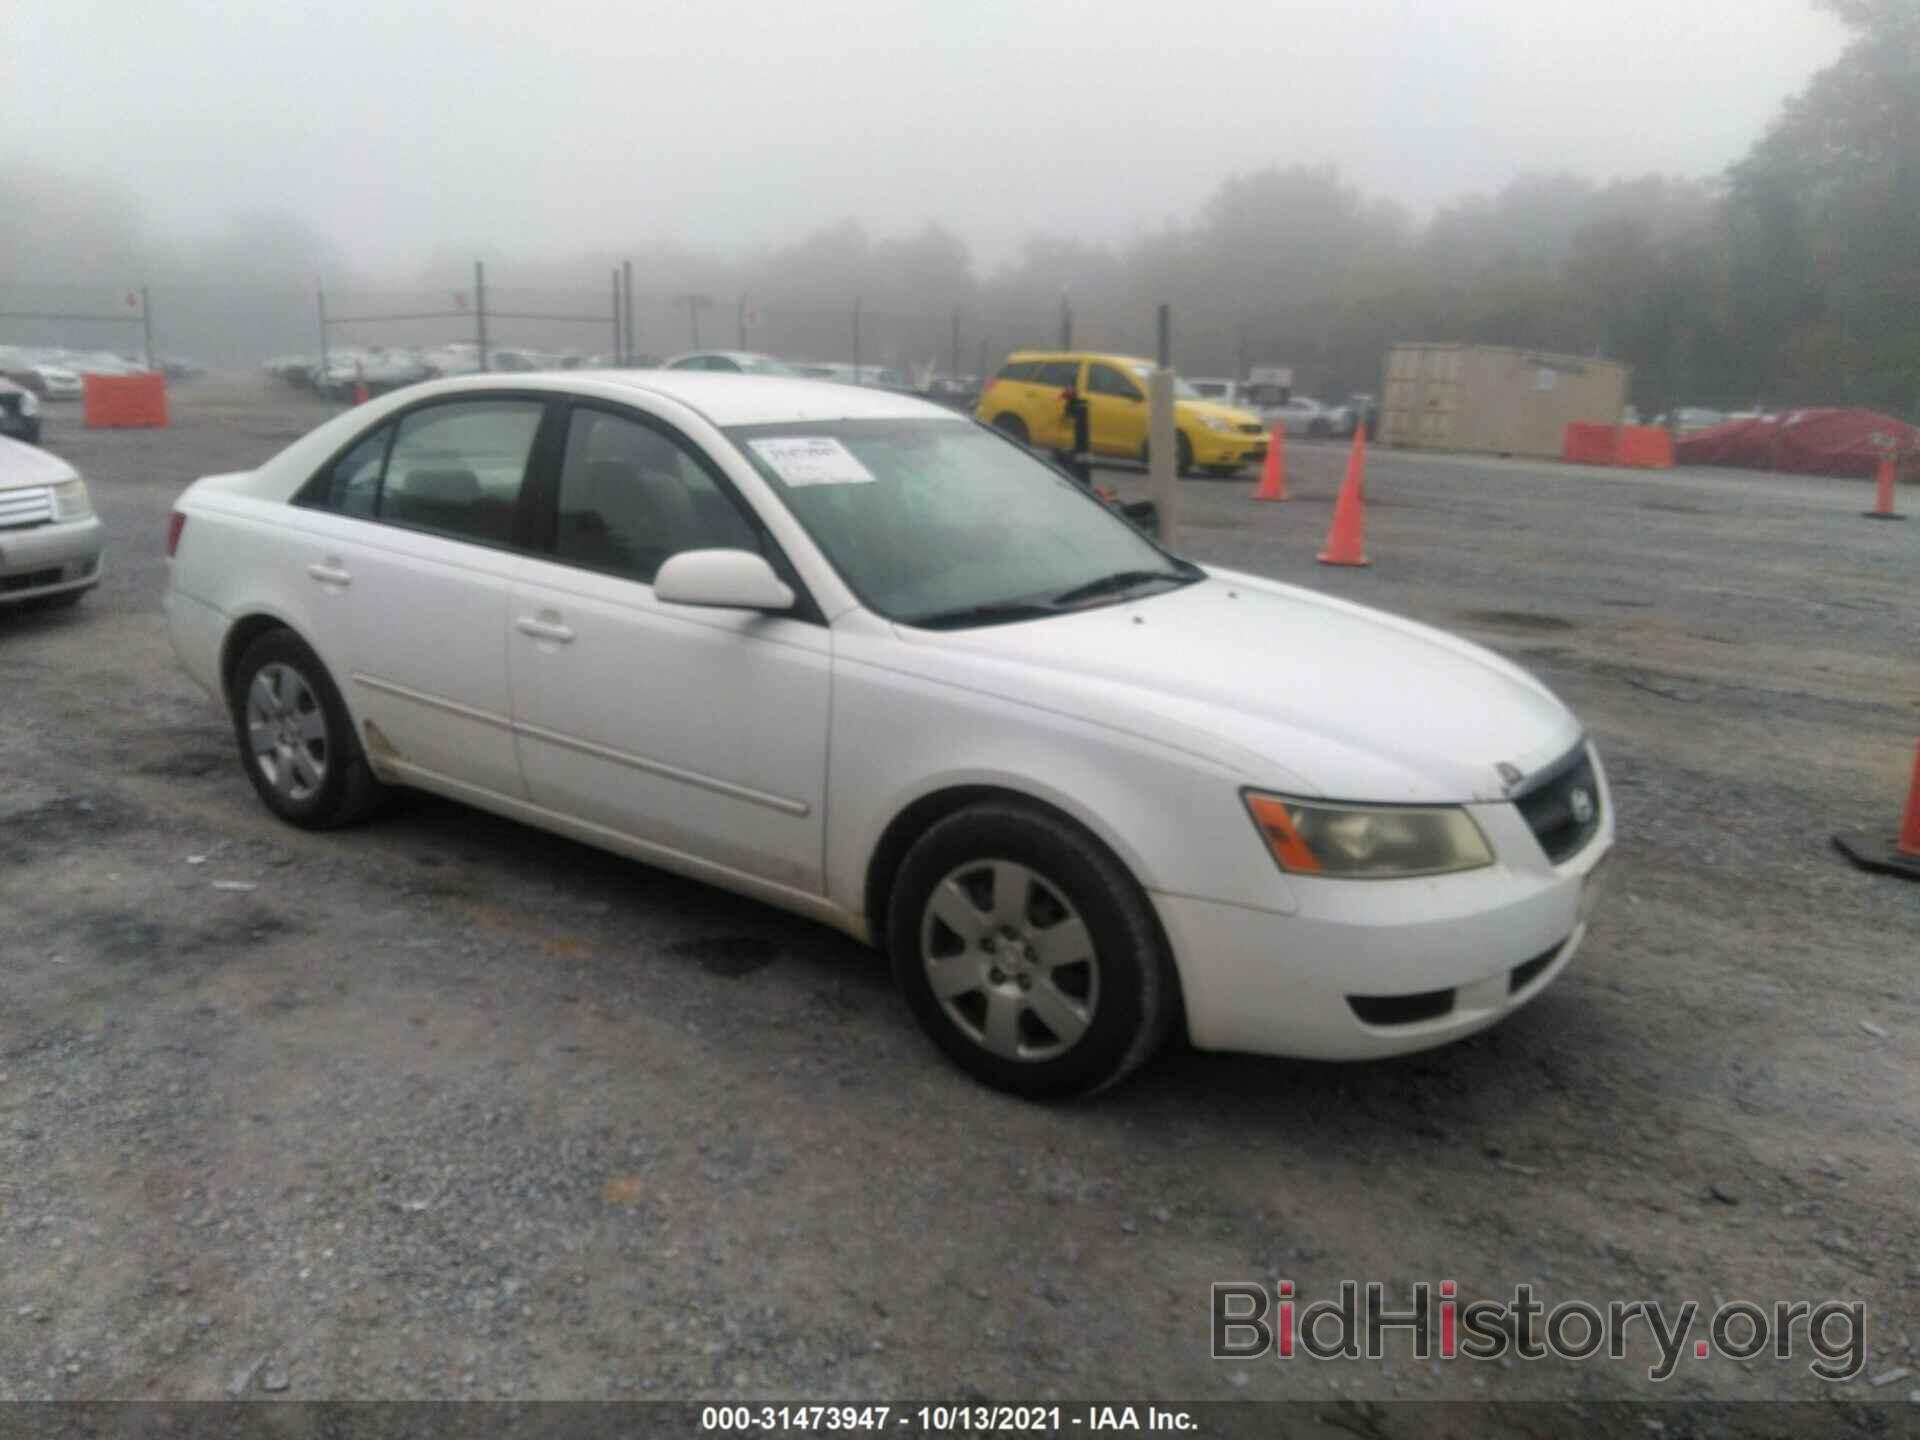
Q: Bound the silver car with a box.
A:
[0,437,105,609]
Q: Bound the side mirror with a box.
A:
[653,548,795,612]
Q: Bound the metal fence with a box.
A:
[1,265,1286,389]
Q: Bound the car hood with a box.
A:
[0,436,78,490]
[887,571,1581,803]
[1178,398,1261,427]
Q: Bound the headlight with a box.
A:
[51,478,93,521]
[1202,415,1234,433]
[1244,792,1494,878]
[18,391,38,417]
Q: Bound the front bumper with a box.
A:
[0,514,105,603]
[1155,781,1614,1060]
[1191,428,1267,468]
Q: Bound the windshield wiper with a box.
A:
[903,600,1063,630]
[1050,566,1198,608]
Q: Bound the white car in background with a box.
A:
[0,436,104,608]
[662,351,803,377]
[0,378,43,445]
[163,372,1612,1097]
[31,365,85,402]
[1185,377,1241,404]
[1263,395,1346,438]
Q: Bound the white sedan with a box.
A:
[1,436,104,607]
[164,373,1611,1097]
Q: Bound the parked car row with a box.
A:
[0,345,200,402]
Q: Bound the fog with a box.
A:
[7,0,1842,269]
[6,0,1890,411]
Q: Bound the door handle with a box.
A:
[307,560,352,586]
[515,616,575,644]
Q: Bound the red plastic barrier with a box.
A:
[1616,426,1674,469]
[83,373,169,429]
[1562,423,1620,465]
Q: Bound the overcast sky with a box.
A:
[6,0,1847,273]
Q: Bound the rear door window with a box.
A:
[1034,360,1081,388]
[379,400,546,547]
[1087,363,1142,401]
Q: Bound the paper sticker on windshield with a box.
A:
[748,436,876,487]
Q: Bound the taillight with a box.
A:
[165,510,186,558]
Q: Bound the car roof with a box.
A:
[383,370,954,427]
[1007,350,1156,370]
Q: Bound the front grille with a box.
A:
[1,568,63,594]
[0,486,53,530]
[1349,988,1454,1027]
[1237,421,1265,434]
[1512,744,1602,863]
[0,394,20,417]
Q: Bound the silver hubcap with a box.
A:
[920,860,1099,1062]
[244,662,329,803]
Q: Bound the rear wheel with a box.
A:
[887,802,1175,1098]
[992,413,1029,445]
[229,628,387,829]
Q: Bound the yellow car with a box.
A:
[974,351,1269,476]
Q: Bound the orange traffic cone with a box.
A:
[1317,425,1370,567]
[1834,739,1920,880]
[1253,424,1288,501]
[1864,452,1904,520]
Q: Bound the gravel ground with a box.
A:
[2,378,1916,1424]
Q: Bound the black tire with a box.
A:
[992,413,1029,445]
[229,628,387,829]
[886,802,1176,1099]
[22,419,42,445]
[1137,431,1195,477]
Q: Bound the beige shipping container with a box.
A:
[1380,344,1630,459]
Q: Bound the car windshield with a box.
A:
[741,356,801,376]
[1124,362,1202,401]
[726,417,1197,627]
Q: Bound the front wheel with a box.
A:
[1137,431,1196,477]
[887,802,1175,1098]
[992,413,1029,445]
[229,628,387,829]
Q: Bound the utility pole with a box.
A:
[1148,302,1177,549]
[737,295,749,350]
[623,260,636,362]
[139,285,154,371]
[852,296,862,376]
[474,261,489,372]
[610,268,622,363]
[950,307,960,380]
[1059,292,1072,351]
[676,293,712,349]
[316,283,332,384]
